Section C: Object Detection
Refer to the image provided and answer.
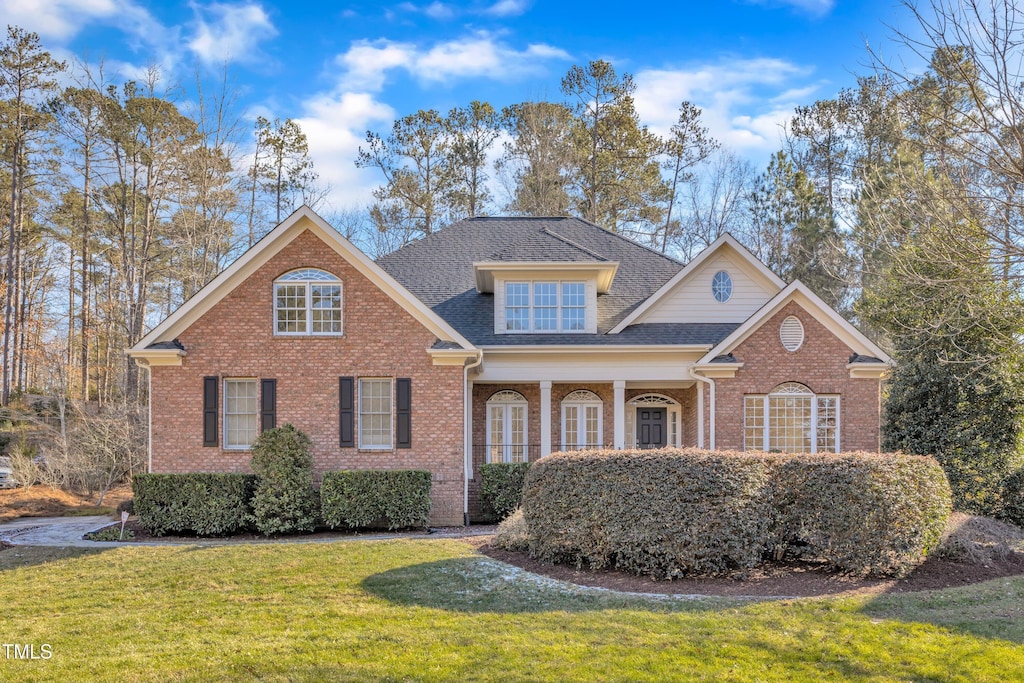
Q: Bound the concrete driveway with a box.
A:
[0,516,122,548]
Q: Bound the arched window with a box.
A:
[625,394,682,449]
[486,390,528,463]
[561,389,602,450]
[274,268,342,335]
[743,382,839,453]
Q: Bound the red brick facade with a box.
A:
[143,222,884,527]
[710,300,881,452]
[147,229,467,525]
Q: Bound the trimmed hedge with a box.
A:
[321,470,432,530]
[480,462,531,521]
[522,448,952,579]
[773,453,952,576]
[523,449,778,578]
[133,473,256,536]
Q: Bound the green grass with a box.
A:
[1,539,1022,682]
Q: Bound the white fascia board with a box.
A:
[126,349,186,366]
[473,261,619,293]
[131,206,474,352]
[609,234,786,334]
[697,281,892,364]
[846,362,890,378]
[427,348,481,366]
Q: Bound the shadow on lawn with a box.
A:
[858,574,1024,645]
[361,556,740,614]
[0,544,110,571]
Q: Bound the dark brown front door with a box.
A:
[637,408,667,449]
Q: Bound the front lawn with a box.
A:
[1,539,1022,682]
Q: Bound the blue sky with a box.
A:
[2,0,911,209]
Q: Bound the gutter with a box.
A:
[463,350,484,526]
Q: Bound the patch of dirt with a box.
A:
[0,484,131,522]
[469,513,1024,598]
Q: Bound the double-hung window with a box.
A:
[359,378,392,449]
[224,378,259,449]
[274,268,342,335]
[743,383,839,453]
[504,280,586,332]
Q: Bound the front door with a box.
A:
[636,408,667,449]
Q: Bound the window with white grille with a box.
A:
[274,268,342,335]
[744,382,839,453]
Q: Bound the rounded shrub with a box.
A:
[522,448,778,578]
[250,424,318,535]
[773,452,952,576]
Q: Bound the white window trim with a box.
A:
[273,270,344,337]
[504,280,587,333]
[561,390,603,450]
[712,270,733,303]
[744,385,840,453]
[485,391,529,463]
[223,378,259,451]
[358,377,393,450]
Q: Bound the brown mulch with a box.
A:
[0,484,132,522]
[467,528,1024,599]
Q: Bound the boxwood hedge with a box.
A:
[522,448,952,579]
[133,473,256,536]
[320,470,432,530]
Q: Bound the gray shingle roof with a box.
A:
[378,216,717,347]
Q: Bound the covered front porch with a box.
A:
[467,379,700,518]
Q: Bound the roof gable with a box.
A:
[130,206,474,353]
[697,280,892,364]
[610,234,785,333]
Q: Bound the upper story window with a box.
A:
[274,268,342,335]
[712,270,732,303]
[505,281,586,333]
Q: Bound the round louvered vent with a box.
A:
[779,315,804,352]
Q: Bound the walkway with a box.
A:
[0,515,496,549]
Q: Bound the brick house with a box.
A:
[128,206,890,525]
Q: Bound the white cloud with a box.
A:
[423,1,454,19]
[293,92,397,206]
[0,0,159,41]
[748,0,834,16]
[335,32,570,91]
[484,0,530,17]
[634,58,816,154]
[188,2,278,65]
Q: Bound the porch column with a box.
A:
[539,380,552,457]
[613,380,626,450]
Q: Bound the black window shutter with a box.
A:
[396,378,411,449]
[261,379,277,432]
[339,377,354,447]
[203,376,218,447]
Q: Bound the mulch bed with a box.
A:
[470,537,1024,597]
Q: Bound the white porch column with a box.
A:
[613,380,626,450]
[539,380,552,457]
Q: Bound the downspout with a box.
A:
[688,367,715,451]
[463,350,484,526]
[132,358,153,473]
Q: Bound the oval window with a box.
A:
[712,271,732,303]
[780,316,805,352]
